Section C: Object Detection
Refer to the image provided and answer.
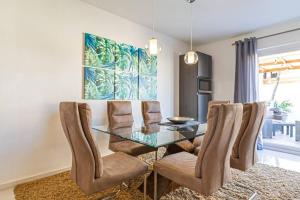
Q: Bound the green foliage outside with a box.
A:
[274,100,293,113]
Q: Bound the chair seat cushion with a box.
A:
[95,152,148,190]
[154,152,202,193]
[109,140,156,156]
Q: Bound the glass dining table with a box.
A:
[92,122,207,149]
[93,122,207,199]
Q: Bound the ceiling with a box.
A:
[82,0,300,45]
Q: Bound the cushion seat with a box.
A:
[95,152,148,191]
[153,151,202,193]
[109,140,156,157]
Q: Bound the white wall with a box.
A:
[0,0,187,186]
[196,19,300,102]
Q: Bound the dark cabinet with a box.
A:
[179,52,212,123]
[197,52,212,78]
[198,94,212,123]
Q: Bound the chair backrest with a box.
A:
[231,102,266,171]
[59,102,103,193]
[141,101,162,125]
[207,100,230,118]
[107,101,134,130]
[195,103,243,194]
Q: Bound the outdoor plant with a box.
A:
[274,100,293,113]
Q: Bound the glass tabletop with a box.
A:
[92,123,207,148]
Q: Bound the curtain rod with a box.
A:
[231,27,300,46]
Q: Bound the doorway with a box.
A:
[259,50,300,155]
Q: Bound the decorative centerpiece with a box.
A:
[167,117,194,124]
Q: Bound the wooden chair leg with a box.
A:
[154,171,158,200]
[144,174,147,200]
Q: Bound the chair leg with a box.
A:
[96,184,121,200]
[154,171,157,200]
[248,192,258,200]
[155,150,158,160]
[144,174,147,200]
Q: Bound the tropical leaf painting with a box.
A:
[82,33,157,100]
[115,72,138,100]
[84,67,114,100]
[139,75,157,100]
[84,33,115,69]
[138,48,157,76]
[115,43,138,73]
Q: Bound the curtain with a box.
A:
[234,37,259,103]
[234,37,263,150]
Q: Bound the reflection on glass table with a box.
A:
[92,123,206,148]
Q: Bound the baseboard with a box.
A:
[0,166,70,190]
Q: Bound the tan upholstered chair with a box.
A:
[141,101,162,125]
[193,100,230,154]
[59,102,148,198]
[141,101,195,155]
[231,102,266,171]
[153,104,243,198]
[107,101,156,156]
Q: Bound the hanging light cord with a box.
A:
[152,0,155,36]
[190,1,193,50]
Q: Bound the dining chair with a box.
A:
[230,102,266,171]
[193,100,230,154]
[153,103,243,198]
[141,101,162,124]
[107,101,156,156]
[142,101,194,156]
[59,102,148,199]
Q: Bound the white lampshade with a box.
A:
[184,51,198,64]
[146,38,161,55]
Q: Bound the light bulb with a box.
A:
[146,38,161,55]
[184,51,198,64]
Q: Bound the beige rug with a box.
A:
[14,150,300,200]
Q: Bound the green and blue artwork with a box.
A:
[84,67,114,100]
[138,48,157,100]
[115,43,139,74]
[83,33,157,100]
[115,72,138,100]
[138,48,157,76]
[84,33,116,69]
[139,75,157,100]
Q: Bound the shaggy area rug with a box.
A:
[14,150,300,200]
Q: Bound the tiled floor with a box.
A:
[263,132,300,155]
[257,149,300,173]
[1,149,300,200]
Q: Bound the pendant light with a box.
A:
[184,0,198,64]
[145,0,161,55]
